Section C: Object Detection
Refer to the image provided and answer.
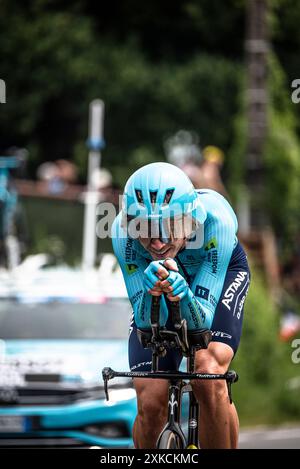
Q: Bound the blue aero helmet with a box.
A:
[122,162,207,241]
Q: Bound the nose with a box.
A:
[150,238,166,251]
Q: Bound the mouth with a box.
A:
[150,247,172,259]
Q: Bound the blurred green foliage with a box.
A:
[1,1,299,252]
[228,54,300,260]
[0,0,241,186]
[265,55,300,258]
[234,264,300,425]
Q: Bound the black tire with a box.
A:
[157,430,185,449]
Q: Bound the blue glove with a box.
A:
[143,261,167,292]
[164,270,189,300]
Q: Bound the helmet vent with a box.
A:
[149,191,158,206]
[163,189,174,205]
[135,189,144,205]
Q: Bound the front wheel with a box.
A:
[156,430,185,449]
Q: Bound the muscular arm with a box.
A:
[179,210,237,330]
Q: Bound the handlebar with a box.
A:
[102,367,238,402]
[147,295,190,365]
[102,287,239,405]
[151,295,161,327]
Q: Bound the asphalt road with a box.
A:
[239,426,300,449]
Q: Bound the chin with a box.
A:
[151,248,175,260]
[150,253,166,260]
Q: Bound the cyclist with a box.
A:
[111,162,250,449]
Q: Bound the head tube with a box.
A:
[122,212,198,242]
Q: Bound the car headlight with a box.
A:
[85,422,129,438]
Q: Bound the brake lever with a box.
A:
[179,318,189,356]
[225,371,239,404]
[165,298,189,355]
[102,367,115,401]
[173,318,189,356]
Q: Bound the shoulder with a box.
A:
[111,212,128,259]
[197,189,238,231]
[111,211,123,239]
[111,212,148,263]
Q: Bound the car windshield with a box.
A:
[0,298,132,340]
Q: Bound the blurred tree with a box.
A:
[0,0,241,186]
[0,0,299,198]
[0,1,99,172]
[228,53,300,260]
[83,52,241,187]
[272,0,300,82]
[83,0,246,61]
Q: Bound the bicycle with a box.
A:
[102,295,238,449]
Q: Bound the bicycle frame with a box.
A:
[102,367,237,448]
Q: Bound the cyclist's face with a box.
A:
[129,215,193,259]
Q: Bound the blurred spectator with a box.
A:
[0,150,29,267]
[37,160,78,195]
[164,130,228,198]
[5,146,29,178]
[278,233,300,341]
[201,145,229,198]
[56,159,78,184]
[164,130,205,188]
[279,311,300,342]
[37,162,65,194]
[164,129,202,167]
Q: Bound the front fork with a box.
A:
[159,380,200,449]
[186,347,199,449]
[187,390,199,449]
[156,380,186,447]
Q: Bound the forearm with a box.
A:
[135,291,168,329]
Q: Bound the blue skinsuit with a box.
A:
[112,189,239,331]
